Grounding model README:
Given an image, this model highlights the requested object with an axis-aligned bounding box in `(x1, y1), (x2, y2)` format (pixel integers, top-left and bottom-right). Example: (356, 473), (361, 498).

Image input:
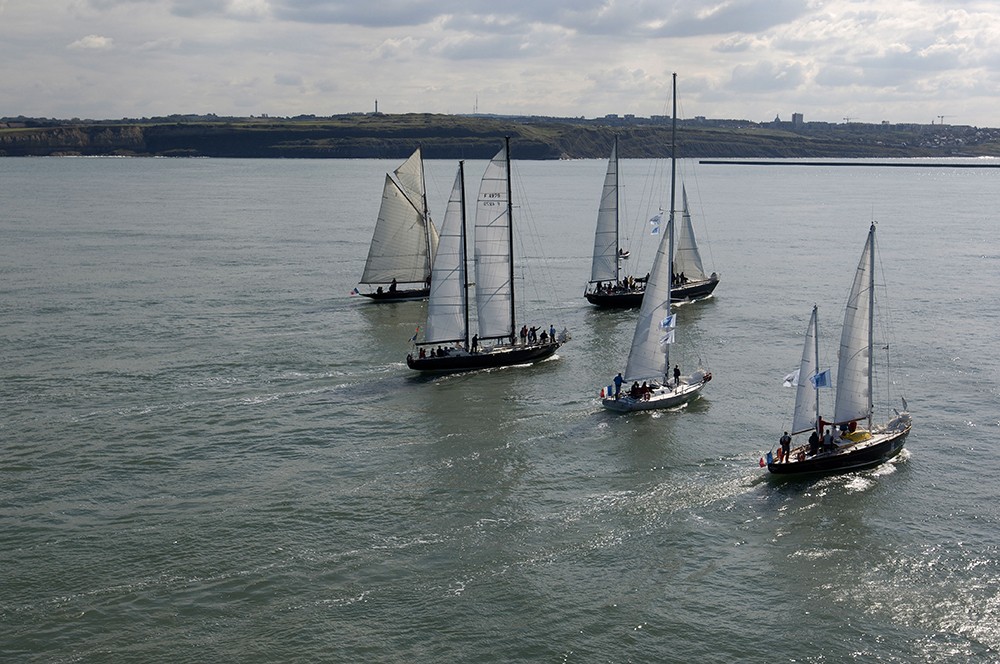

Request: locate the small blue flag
(810, 369), (832, 389)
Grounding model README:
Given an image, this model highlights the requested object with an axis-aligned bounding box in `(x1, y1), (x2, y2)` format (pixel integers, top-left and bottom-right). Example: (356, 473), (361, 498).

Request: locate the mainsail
(423, 163), (468, 345)
(474, 144), (514, 341)
(360, 148), (439, 286)
(834, 225), (875, 424)
(589, 139), (620, 284)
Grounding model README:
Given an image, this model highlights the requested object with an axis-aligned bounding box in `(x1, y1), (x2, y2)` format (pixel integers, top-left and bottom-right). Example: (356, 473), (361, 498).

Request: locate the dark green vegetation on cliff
(4, 113), (1000, 159)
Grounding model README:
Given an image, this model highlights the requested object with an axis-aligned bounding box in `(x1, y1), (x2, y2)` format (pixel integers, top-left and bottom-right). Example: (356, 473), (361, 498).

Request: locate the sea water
(1, 155), (998, 662)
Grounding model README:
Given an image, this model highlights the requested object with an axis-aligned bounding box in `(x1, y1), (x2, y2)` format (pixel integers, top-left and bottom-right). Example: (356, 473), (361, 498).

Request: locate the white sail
(398, 148), (440, 268)
(834, 225), (875, 424)
(589, 140), (619, 284)
(622, 216), (674, 382)
(360, 149), (438, 285)
(393, 148), (426, 207)
(474, 144), (514, 341)
(423, 164), (467, 344)
(674, 185), (707, 281)
(791, 305), (819, 434)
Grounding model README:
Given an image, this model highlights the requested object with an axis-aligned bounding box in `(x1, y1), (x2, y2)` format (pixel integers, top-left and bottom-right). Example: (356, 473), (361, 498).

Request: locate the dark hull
(407, 342), (560, 373)
(360, 287), (430, 302)
(672, 275), (720, 302)
(584, 290), (644, 308)
(585, 275), (719, 308)
(767, 426), (909, 477)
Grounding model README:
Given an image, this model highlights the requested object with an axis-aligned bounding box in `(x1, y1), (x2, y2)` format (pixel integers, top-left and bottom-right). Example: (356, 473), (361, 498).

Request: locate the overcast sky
(4, 0), (1000, 126)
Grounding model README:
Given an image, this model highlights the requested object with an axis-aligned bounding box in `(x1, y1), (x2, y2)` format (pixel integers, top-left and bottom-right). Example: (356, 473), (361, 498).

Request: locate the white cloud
(68, 34), (115, 50)
(0, 0), (998, 125)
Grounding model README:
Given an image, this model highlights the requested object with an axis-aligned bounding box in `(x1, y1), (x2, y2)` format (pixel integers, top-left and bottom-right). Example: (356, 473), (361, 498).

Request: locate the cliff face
(3, 116), (999, 158)
(0, 125), (146, 156)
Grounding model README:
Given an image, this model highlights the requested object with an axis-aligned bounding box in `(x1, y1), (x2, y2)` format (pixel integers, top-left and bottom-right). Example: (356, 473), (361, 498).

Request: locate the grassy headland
(3, 112), (1000, 159)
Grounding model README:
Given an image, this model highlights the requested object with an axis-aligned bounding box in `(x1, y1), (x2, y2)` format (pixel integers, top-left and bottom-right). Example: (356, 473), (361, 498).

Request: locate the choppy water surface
(1, 156), (998, 662)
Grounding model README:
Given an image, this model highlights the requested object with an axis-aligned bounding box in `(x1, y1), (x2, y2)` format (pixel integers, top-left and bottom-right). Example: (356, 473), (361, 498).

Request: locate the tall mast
(814, 304), (821, 435)
(505, 136), (516, 340)
(613, 135), (621, 283)
(867, 223), (876, 428)
(665, 73), (677, 379)
(459, 160), (470, 349)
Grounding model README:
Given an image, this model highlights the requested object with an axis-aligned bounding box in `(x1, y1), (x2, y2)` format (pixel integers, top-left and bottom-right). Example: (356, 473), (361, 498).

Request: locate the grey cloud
(268, 0), (809, 37)
(274, 72), (304, 86)
(645, 0), (811, 37)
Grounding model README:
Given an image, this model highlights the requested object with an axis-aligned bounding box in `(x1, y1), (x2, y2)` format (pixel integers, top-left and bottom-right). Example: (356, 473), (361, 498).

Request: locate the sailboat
(407, 139), (564, 373)
(601, 74), (712, 412)
(584, 135), (719, 309)
(583, 137), (645, 308)
(358, 148), (440, 301)
(766, 223), (912, 476)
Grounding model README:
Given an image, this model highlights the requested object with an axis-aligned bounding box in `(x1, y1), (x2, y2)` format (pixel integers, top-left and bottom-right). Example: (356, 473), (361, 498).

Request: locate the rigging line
(872, 229), (907, 408)
(625, 147), (669, 265)
(508, 162), (565, 324)
(676, 157), (718, 273)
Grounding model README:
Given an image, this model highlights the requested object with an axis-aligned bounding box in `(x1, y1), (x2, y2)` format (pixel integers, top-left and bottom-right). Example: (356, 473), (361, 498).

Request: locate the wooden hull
(360, 287), (430, 302)
(767, 425), (910, 477)
(407, 342), (560, 374)
(601, 379), (707, 412)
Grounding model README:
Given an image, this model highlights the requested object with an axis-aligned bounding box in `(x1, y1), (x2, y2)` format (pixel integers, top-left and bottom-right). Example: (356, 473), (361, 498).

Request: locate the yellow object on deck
(841, 430), (872, 443)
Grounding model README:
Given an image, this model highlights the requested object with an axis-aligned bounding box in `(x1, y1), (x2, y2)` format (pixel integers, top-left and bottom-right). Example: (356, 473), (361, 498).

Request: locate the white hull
(602, 380), (705, 412)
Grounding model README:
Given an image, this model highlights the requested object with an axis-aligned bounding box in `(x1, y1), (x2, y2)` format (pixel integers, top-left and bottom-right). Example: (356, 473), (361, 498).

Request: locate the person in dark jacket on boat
(808, 429), (820, 455)
(673, 364), (681, 388)
(613, 373), (623, 399)
(780, 431), (792, 462)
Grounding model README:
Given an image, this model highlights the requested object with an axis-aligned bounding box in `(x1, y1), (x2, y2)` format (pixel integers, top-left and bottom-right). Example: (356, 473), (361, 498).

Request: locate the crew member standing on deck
(780, 431), (792, 463)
